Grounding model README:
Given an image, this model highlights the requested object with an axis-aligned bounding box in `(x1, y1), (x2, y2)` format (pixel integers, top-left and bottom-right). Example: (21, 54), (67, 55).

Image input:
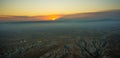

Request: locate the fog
(0, 19), (120, 58)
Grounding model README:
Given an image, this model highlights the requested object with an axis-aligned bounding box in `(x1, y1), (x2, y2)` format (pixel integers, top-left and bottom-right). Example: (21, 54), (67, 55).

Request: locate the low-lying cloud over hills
(61, 10), (120, 19)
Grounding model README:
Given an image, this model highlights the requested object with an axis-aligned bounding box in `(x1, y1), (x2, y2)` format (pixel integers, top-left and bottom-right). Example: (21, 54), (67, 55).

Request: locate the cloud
(61, 10), (120, 19)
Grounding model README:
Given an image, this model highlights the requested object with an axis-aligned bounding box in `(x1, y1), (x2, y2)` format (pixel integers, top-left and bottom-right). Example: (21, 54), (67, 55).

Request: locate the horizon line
(0, 9), (120, 17)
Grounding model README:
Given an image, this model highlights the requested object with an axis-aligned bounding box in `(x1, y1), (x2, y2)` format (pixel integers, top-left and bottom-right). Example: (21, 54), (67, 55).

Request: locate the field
(0, 20), (120, 58)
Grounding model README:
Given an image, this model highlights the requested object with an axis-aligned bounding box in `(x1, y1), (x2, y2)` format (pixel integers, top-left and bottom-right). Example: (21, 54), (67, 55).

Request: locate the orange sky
(0, 15), (63, 21)
(0, 0), (120, 21)
(1, 0), (120, 16)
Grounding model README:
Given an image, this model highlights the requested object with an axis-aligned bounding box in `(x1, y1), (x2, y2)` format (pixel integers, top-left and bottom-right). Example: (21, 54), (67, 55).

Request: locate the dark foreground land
(0, 21), (120, 58)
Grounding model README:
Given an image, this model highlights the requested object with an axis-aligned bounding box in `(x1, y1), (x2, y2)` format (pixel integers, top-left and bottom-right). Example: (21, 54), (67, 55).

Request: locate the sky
(0, 0), (120, 16)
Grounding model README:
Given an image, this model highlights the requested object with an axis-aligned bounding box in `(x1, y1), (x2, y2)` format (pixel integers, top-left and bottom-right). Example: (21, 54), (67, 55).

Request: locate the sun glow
(47, 15), (62, 21)
(51, 18), (56, 20)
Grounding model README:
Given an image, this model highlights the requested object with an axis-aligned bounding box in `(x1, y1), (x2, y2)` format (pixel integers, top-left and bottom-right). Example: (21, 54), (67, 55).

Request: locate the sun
(51, 17), (56, 20)
(47, 15), (62, 21)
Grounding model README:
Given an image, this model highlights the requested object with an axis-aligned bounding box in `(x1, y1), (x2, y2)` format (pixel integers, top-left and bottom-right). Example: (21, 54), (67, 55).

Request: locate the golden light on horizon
(51, 18), (56, 21)
(47, 15), (62, 21)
